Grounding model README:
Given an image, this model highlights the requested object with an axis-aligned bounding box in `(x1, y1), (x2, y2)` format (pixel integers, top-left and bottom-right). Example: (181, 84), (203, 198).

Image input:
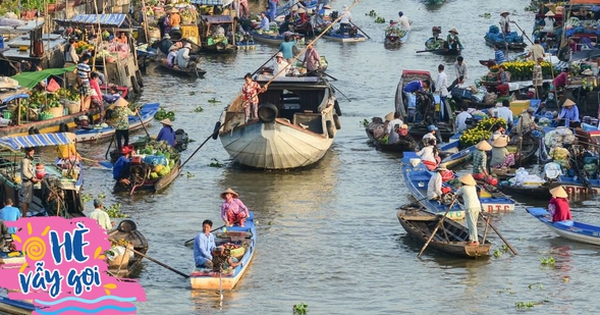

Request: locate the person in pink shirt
(548, 186), (572, 222)
(90, 72), (104, 121)
(220, 188), (249, 227)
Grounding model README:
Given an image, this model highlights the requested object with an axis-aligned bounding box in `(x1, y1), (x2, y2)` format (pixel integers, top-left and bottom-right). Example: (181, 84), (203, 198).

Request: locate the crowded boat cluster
(0, 0), (600, 311)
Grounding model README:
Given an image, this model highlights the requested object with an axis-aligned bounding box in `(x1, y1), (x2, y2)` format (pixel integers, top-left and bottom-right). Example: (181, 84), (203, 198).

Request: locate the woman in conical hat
(456, 174), (482, 245)
(472, 140), (492, 180)
(548, 186), (572, 222)
(220, 188), (250, 227)
(490, 135), (515, 169)
(156, 118), (176, 147)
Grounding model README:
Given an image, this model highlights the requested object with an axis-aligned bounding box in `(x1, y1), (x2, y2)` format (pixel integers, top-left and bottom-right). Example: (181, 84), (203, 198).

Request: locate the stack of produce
(485, 25), (524, 44)
(548, 147), (570, 172)
(544, 126), (576, 148)
(137, 140), (180, 179)
(459, 117), (506, 147)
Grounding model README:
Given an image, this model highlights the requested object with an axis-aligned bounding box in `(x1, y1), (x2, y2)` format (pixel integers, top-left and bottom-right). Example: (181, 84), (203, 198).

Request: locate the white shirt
(454, 61), (467, 80)
(496, 106), (514, 125)
(436, 71), (448, 97)
(456, 111), (472, 132)
(456, 185), (481, 210)
(416, 146), (436, 163)
(340, 11), (352, 24)
(427, 171), (443, 200)
(273, 59), (290, 78)
(398, 15), (411, 31)
(176, 47), (190, 68)
(88, 208), (112, 231)
(499, 16), (511, 33)
(386, 118), (403, 134)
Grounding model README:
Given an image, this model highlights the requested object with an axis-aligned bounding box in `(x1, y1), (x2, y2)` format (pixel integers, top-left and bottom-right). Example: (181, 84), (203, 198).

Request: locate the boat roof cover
(191, 0), (234, 6)
(0, 132), (76, 151)
(0, 88), (29, 104)
(0, 18), (44, 34)
(570, 0), (600, 4)
(11, 66), (76, 90)
(201, 15), (234, 23)
(54, 14), (133, 28)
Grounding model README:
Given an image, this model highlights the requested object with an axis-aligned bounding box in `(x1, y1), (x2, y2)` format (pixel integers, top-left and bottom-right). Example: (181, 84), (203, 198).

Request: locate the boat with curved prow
(190, 211), (256, 290)
(365, 117), (418, 153)
(218, 75), (340, 169)
(198, 15), (238, 53)
(322, 27), (366, 43)
(397, 204), (492, 258)
(107, 220), (149, 278)
(527, 207), (600, 246)
(157, 59), (207, 78)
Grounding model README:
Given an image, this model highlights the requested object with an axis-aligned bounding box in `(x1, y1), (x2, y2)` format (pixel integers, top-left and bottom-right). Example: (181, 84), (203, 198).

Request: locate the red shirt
(552, 72), (568, 89)
(549, 197), (572, 222)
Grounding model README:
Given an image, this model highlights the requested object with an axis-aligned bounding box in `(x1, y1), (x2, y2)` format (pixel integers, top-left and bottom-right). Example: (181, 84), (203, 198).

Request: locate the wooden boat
(114, 158), (181, 194)
(198, 15), (238, 53)
(157, 58), (207, 78)
(106, 220), (148, 278)
(440, 144), (474, 170)
(527, 207), (600, 246)
(322, 29), (367, 43)
(484, 26), (526, 51)
(218, 75), (340, 169)
(74, 103), (159, 143)
(364, 119), (419, 153)
(190, 212), (256, 290)
(249, 31), (301, 45)
(394, 70), (454, 141)
(236, 38), (256, 50)
(498, 182), (553, 200)
(0, 132), (85, 218)
(397, 205), (492, 258)
(384, 30), (410, 47)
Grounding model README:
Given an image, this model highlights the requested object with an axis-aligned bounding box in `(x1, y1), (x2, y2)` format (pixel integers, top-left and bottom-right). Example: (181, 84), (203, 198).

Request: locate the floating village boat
(384, 28), (410, 47)
(106, 220), (149, 278)
(157, 59), (207, 78)
(397, 204), (492, 258)
(483, 25), (526, 50)
(73, 103), (159, 143)
(218, 75), (340, 169)
(527, 207), (600, 246)
(198, 15), (238, 53)
(394, 70), (454, 141)
(189, 212), (256, 290)
(249, 31), (303, 45)
(322, 27), (367, 43)
(364, 117), (419, 153)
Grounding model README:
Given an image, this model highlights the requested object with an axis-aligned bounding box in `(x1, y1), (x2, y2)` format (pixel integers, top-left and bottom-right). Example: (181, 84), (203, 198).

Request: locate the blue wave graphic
(35, 296), (136, 306)
(36, 305), (137, 315)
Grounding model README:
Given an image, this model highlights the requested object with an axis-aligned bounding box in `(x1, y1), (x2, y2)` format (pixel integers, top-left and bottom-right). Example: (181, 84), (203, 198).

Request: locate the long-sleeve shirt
(427, 172), (443, 200)
(304, 48), (321, 71)
(65, 44), (79, 63)
(0, 205), (22, 234)
(416, 146), (437, 164)
(340, 11), (352, 24)
(456, 185), (481, 210)
(549, 197), (572, 222)
(176, 48), (190, 69)
(90, 78), (102, 101)
(88, 208), (111, 231)
(220, 198), (249, 222)
(113, 156), (130, 180)
(494, 50), (506, 64)
(553, 72), (568, 89)
(472, 149), (487, 175)
(398, 15), (411, 31)
(167, 51), (178, 67)
(273, 59), (290, 78)
(455, 111), (472, 132)
(21, 156), (35, 181)
(496, 106), (514, 126)
(533, 63), (543, 87)
(403, 80), (423, 93)
(260, 16), (270, 30)
(436, 71), (448, 97)
(454, 61), (467, 80)
(193, 232), (216, 267)
(490, 147), (509, 167)
(558, 105), (580, 125)
(156, 126), (176, 147)
(499, 16), (511, 33)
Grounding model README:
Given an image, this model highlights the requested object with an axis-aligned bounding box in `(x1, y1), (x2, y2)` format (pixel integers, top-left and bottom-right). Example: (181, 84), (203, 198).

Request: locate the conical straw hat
(459, 173), (476, 186)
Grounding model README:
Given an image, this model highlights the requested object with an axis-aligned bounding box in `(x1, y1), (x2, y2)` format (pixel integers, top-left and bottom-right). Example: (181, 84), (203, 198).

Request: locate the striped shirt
(494, 50), (506, 64)
(76, 62), (91, 82)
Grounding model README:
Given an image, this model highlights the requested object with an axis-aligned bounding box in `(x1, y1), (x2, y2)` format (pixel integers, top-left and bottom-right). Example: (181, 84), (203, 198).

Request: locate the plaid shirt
(472, 149), (487, 175)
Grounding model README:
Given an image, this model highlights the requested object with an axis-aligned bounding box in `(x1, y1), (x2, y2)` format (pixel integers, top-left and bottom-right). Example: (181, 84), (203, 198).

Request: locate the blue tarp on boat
(54, 14), (132, 28)
(190, 0), (234, 6)
(0, 132), (75, 151)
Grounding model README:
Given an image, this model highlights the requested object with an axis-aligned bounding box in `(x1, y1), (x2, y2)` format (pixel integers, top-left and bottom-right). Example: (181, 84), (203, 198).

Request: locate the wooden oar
(136, 108), (151, 139)
(480, 213), (518, 255)
(80, 156), (113, 168)
(330, 83), (351, 102)
(417, 197), (458, 258)
(350, 21), (371, 39)
(110, 240), (190, 278)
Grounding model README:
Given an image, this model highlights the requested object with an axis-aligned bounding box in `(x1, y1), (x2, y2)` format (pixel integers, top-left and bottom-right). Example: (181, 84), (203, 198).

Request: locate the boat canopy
(570, 0), (600, 4)
(54, 14), (133, 28)
(191, 0), (234, 6)
(0, 18), (44, 34)
(0, 89), (29, 104)
(0, 132), (76, 152)
(11, 66), (76, 90)
(200, 15), (234, 24)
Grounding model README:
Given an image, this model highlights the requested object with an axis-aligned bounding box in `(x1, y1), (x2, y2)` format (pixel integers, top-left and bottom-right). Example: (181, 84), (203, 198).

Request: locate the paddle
(479, 213), (518, 255)
(105, 135), (115, 160)
(512, 21), (534, 45)
(417, 196), (458, 258)
(110, 239), (190, 278)
(350, 21), (371, 39)
(499, 22), (509, 58)
(80, 156), (113, 169)
(178, 115), (235, 172)
(330, 83), (351, 102)
(135, 108), (151, 139)
(322, 72), (338, 81)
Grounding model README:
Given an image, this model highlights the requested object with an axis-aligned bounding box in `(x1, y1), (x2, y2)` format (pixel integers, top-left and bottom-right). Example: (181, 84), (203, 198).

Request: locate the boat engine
(175, 129), (189, 151)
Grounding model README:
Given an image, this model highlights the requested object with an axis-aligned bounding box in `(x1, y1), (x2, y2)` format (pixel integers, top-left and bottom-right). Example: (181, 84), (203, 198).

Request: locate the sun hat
(449, 28), (459, 34)
(475, 140), (492, 151)
(526, 107), (535, 113)
(291, 5), (298, 11)
(220, 188), (239, 199)
(169, 45), (178, 51)
(385, 112), (395, 121)
(492, 136), (509, 148)
(120, 145), (133, 155)
(550, 186), (568, 198)
(401, 124), (408, 129)
(500, 11), (510, 16)
(562, 99), (576, 107)
(428, 125), (438, 132)
(545, 11), (555, 17)
(160, 118), (173, 126)
(163, 34), (171, 39)
(170, 7), (179, 13)
(582, 69), (594, 76)
(458, 173), (477, 186)
(297, 8), (306, 14)
(275, 51), (284, 58)
(114, 98), (129, 107)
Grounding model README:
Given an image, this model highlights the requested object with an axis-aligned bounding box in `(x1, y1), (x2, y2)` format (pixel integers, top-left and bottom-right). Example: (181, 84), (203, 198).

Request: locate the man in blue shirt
(403, 79), (431, 93)
(0, 199), (21, 234)
(113, 145), (133, 185)
(260, 12), (270, 31)
(194, 219), (216, 269)
(556, 99), (580, 127)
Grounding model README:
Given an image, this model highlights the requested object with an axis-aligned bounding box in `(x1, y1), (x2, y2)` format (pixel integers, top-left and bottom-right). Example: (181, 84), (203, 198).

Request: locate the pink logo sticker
(0, 217), (146, 314)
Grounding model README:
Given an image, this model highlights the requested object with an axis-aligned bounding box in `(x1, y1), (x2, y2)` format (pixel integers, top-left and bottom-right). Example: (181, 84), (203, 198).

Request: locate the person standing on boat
(113, 98), (138, 153)
(472, 140), (492, 181)
(427, 165), (449, 200)
(397, 11), (411, 31)
(514, 107), (538, 136)
(0, 199), (21, 235)
(241, 73), (266, 123)
(453, 56), (467, 81)
(435, 64), (449, 119)
(88, 199), (114, 231)
(113, 145), (134, 185)
(220, 188), (249, 227)
(156, 118), (176, 147)
(76, 54), (92, 111)
(64, 38), (79, 66)
(533, 57), (544, 99)
(556, 99), (580, 128)
(499, 11), (514, 34)
(302, 43), (323, 77)
(339, 5), (352, 33)
(19, 147), (38, 217)
(273, 52), (290, 78)
(169, 8), (181, 31)
(268, 0), (278, 22)
(455, 174), (481, 245)
(90, 72), (104, 121)
(490, 135), (515, 169)
(446, 28), (463, 51)
(525, 39), (546, 61)
(278, 35), (296, 64)
(548, 186), (572, 223)
(194, 219), (217, 269)
(416, 139), (440, 171)
(455, 105), (472, 133)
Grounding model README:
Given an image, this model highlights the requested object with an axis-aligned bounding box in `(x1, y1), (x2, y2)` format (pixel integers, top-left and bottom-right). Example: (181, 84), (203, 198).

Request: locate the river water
(74, 0), (600, 314)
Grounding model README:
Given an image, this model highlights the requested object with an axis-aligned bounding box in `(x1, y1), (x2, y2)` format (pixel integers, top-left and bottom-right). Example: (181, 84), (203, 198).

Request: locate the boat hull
(74, 103), (159, 142)
(157, 59), (206, 77)
(113, 160), (181, 194)
(484, 37), (526, 50)
(527, 207), (600, 246)
(323, 34), (366, 43)
(365, 127), (418, 153)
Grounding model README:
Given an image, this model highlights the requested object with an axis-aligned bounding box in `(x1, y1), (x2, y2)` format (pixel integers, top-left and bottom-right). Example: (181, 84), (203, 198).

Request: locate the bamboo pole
(140, 0), (150, 44)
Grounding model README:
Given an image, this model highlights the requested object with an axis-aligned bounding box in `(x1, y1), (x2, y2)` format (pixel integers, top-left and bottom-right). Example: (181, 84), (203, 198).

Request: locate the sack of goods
(544, 127), (575, 148)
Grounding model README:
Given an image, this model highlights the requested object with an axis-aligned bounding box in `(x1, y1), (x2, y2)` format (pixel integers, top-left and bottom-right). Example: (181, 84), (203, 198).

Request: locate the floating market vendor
(19, 147), (39, 217)
(490, 135), (515, 169)
(403, 79), (431, 94)
(220, 188), (249, 227)
(427, 164), (449, 200)
(156, 118), (176, 147)
(422, 125), (439, 146)
(397, 11), (411, 31)
(416, 139), (440, 171)
(446, 28), (463, 50)
(548, 186), (572, 223)
(556, 99), (580, 128)
(193, 219), (216, 269)
(113, 145), (134, 185)
(472, 140), (492, 180)
(499, 11), (514, 34)
(455, 174), (482, 245)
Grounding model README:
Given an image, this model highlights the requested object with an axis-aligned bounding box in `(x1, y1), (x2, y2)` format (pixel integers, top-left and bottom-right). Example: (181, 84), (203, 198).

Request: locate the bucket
(35, 164), (46, 179)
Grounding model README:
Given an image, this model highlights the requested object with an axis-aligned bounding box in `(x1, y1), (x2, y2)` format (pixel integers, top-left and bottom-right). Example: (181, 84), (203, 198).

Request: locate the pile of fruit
(73, 40), (94, 54)
(154, 108), (175, 121)
(459, 117), (506, 148)
(137, 140), (180, 179)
